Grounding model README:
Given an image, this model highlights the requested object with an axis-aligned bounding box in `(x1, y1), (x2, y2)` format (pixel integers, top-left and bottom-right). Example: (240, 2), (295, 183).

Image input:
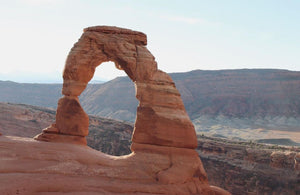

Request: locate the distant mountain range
(0, 72), (107, 84)
(1, 69), (300, 118)
(1, 69), (300, 139)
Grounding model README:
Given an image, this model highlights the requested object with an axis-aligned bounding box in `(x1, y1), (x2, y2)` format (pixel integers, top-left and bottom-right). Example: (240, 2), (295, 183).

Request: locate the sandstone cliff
(197, 136), (300, 194)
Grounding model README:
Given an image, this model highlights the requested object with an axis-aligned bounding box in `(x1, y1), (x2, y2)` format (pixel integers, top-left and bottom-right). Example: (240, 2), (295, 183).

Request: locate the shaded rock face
(197, 136), (300, 195)
(30, 26), (228, 194)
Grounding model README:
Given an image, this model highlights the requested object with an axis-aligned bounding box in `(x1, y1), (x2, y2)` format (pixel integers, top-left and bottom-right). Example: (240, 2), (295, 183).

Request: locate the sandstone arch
(30, 26), (231, 194)
(35, 26), (197, 149)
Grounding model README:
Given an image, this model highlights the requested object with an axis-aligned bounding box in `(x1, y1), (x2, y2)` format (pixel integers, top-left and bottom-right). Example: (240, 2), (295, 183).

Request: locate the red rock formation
(1, 26), (229, 194)
(35, 26), (197, 149)
(0, 135), (229, 194)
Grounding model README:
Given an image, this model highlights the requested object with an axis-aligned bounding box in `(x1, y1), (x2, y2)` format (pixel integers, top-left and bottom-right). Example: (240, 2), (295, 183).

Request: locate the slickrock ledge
(0, 136), (229, 194)
(0, 26), (229, 194)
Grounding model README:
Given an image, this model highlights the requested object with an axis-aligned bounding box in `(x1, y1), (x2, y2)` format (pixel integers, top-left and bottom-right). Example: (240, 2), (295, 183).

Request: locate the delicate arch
(35, 26), (197, 149)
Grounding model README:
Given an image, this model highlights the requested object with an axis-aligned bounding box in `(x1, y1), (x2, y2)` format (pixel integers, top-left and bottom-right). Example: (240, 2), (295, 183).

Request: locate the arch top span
(62, 26), (157, 96)
(35, 25), (198, 149)
(84, 26), (147, 45)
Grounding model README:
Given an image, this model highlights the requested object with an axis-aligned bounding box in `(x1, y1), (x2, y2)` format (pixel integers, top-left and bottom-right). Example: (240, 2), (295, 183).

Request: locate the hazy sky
(0, 0), (299, 82)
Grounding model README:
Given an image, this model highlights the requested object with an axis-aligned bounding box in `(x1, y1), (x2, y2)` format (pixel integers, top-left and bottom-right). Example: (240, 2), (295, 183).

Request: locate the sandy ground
(265, 129), (300, 143)
(197, 127), (300, 144)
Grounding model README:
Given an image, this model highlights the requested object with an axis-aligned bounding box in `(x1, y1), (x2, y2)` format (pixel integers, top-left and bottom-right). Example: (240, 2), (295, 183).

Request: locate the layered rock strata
(198, 136), (300, 195)
(30, 26), (229, 194)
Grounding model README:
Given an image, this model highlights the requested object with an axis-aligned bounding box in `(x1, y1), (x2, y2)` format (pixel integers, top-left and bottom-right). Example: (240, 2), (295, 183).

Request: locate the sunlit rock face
(0, 26), (230, 194)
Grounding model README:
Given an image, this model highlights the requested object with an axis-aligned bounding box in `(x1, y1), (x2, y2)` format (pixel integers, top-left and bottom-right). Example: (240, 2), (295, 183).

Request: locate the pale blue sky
(0, 0), (299, 82)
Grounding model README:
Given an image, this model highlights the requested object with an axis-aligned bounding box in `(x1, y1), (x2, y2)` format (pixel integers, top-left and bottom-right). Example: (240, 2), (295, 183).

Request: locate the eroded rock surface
(198, 136), (300, 195)
(0, 26), (229, 194)
(0, 136), (229, 195)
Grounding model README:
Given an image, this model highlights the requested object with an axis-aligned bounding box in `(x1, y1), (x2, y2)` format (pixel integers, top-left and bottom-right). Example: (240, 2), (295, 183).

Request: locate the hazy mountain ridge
(1, 69), (300, 119)
(174, 69), (300, 119)
(80, 69), (300, 121)
(0, 81), (62, 108)
(79, 77), (138, 122)
(1, 69), (300, 141)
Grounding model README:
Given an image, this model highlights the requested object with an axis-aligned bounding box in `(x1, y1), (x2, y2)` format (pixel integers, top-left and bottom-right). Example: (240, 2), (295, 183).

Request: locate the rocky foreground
(1, 102), (299, 194)
(1, 135), (230, 195)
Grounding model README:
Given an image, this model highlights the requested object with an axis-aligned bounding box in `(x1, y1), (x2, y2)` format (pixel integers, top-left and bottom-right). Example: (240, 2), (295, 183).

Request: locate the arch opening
(90, 61), (126, 83)
(80, 61), (137, 155)
(80, 60), (137, 122)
